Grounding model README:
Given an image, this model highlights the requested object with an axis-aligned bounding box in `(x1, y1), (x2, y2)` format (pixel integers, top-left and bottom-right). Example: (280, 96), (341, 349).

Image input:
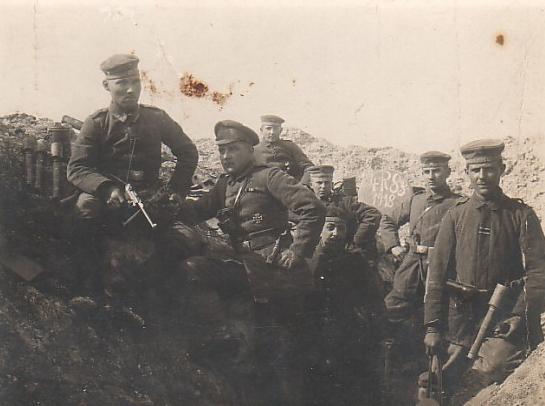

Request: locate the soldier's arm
(379, 195), (412, 252)
(424, 209), (456, 331)
(183, 179), (225, 224)
(267, 168), (326, 258)
(67, 117), (113, 195)
(512, 208), (545, 322)
(346, 199), (382, 248)
(159, 111), (199, 198)
(286, 141), (314, 170)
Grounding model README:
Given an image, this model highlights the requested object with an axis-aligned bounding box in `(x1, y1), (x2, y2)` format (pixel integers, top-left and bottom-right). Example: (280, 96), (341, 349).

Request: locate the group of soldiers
(64, 53), (545, 405)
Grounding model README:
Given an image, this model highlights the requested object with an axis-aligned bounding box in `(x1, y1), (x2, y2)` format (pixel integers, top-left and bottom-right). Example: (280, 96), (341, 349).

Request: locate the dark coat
(67, 104), (198, 197)
(253, 139), (314, 181)
(187, 163), (325, 258)
(424, 190), (545, 348)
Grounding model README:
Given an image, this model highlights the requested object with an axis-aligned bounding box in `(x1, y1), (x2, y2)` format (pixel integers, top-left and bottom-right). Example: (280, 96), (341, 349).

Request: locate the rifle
(123, 183), (157, 229)
(417, 353), (444, 406)
(446, 280), (489, 299)
(468, 283), (509, 360)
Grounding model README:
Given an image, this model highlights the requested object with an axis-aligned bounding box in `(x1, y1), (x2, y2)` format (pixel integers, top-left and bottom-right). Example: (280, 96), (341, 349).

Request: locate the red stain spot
(179, 73), (233, 108)
(179, 73), (209, 98)
(496, 34), (505, 46)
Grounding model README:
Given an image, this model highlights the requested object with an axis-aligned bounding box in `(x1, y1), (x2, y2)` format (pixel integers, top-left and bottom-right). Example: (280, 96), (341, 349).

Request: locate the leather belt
(244, 228), (282, 251)
(408, 240), (434, 255)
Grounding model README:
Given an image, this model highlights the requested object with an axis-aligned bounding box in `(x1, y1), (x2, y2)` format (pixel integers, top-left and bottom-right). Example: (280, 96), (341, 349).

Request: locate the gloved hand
(424, 328), (442, 356)
(277, 248), (305, 270)
(494, 315), (522, 339)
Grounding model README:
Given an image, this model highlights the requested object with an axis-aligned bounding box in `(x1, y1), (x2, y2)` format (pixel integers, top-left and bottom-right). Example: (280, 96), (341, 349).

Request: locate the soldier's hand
(391, 245), (406, 262)
(443, 343), (464, 369)
(277, 249), (305, 270)
(105, 186), (125, 209)
(494, 315), (522, 339)
(424, 330), (442, 356)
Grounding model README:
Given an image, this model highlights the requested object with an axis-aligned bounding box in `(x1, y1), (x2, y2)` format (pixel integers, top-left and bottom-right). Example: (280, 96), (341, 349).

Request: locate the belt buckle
(415, 245), (428, 254)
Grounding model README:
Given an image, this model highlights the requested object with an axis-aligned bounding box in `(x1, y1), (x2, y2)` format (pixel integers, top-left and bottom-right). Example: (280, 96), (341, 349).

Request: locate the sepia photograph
(1, 0), (545, 405)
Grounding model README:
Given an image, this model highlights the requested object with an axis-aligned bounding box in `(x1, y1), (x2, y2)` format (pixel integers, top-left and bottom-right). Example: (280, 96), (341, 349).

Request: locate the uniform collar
(227, 161), (256, 184)
(470, 187), (504, 210)
(426, 186), (452, 202)
(109, 103), (140, 124)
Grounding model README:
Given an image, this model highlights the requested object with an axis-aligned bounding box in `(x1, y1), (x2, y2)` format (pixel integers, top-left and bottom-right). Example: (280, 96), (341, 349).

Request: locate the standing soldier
(381, 152), (460, 324)
(253, 114), (314, 181)
(306, 164), (382, 260)
(422, 140), (545, 399)
(379, 151), (460, 399)
(180, 120), (325, 406)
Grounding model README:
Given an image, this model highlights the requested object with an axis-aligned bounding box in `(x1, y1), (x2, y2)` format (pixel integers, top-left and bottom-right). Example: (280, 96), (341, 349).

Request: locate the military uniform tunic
(425, 190), (545, 348)
(381, 187), (460, 320)
(67, 104), (198, 197)
(253, 140), (314, 181)
(188, 163), (325, 258)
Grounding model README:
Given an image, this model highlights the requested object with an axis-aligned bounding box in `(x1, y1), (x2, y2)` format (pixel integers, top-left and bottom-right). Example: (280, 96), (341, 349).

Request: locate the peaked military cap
(100, 54), (140, 80)
(307, 165), (335, 181)
(342, 177), (358, 196)
(260, 115), (285, 125)
(214, 120), (259, 146)
(420, 151), (451, 167)
(460, 139), (505, 164)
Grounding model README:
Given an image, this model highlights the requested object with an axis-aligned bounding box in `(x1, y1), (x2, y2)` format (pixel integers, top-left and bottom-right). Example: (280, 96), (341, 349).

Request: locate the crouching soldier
(306, 206), (385, 405)
(180, 120), (326, 406)
(420, 140), (545, 402)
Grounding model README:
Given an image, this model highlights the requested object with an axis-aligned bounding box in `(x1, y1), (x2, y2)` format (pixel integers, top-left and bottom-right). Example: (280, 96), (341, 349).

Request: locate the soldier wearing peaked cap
(68, 53), (198, 220)
(253, 114), (315, 181)
(180, 119), (325, 406)
(420, 139), (545, 399)
(66, 54), (199, 299)
(306, 164), (382, 260)
(378, 151), (461, 379)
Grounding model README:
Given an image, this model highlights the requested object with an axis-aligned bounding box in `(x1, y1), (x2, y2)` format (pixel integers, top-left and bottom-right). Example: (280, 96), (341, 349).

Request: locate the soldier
(422, 140), (545, 398)
(306, 206), (384, 405)
(253, 114), (314, 181)
(66, 54), (199, 300)
(381, 152), (460, 325)
(306, 165), (382, 259)
(67, 54), (198, 222)
(180, 120), (325, 405)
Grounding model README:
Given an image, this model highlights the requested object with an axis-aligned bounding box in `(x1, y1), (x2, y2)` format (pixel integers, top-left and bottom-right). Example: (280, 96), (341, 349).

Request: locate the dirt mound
(193, 127), (545, 219)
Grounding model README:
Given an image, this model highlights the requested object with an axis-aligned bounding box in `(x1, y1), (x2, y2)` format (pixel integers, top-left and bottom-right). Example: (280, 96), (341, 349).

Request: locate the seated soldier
(65, 54), (200, 308)
(306, 165), (382, 262)
(180, 119), (326, 406)
(305, 206), (385, 406)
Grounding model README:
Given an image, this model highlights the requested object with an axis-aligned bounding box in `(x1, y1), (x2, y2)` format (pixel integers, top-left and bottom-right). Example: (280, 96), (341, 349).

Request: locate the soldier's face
(422, 165), (450, 192)
(320, 219), (347, 250)
(466, 162), (505, 199)
(311, 179), (332, 199)
(103, 76), (141, 111)
(260, 124), (282, 143)
(219, 141), (254, 175)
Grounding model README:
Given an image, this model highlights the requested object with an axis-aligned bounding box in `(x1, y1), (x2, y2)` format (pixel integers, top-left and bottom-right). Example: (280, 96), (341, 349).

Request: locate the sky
(1, 0), (545, 153)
